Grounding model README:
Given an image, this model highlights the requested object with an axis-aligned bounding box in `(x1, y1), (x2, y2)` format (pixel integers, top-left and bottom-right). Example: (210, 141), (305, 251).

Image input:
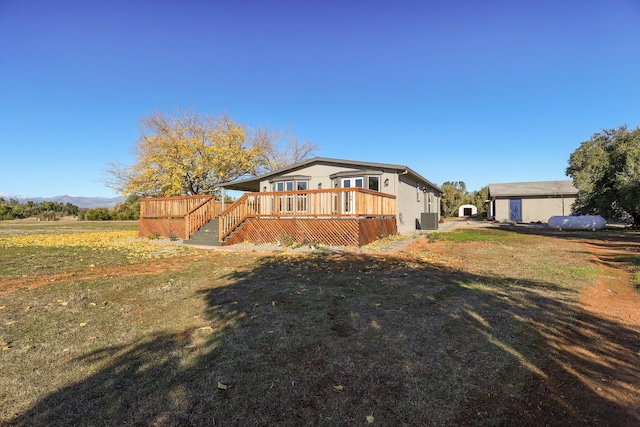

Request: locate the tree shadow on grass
(6, 249), (640, 426)
(498, 225), (640, 253)
(498, 225), (640, 292)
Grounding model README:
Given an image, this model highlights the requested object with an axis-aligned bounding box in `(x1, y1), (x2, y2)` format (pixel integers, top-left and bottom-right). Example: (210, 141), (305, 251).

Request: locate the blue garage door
(509, 199), (522, 222)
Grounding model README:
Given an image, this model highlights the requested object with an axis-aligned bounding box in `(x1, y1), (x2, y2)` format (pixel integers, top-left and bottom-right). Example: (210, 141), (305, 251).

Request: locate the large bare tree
(251, 125), (319, 174)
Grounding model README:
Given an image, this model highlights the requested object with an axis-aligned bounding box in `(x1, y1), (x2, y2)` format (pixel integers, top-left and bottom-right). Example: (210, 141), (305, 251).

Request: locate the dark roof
(219, 157), (443, 193)
(488, 180), (578, 198)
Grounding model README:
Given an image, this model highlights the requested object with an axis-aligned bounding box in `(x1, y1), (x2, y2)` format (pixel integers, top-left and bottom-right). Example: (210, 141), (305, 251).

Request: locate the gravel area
(195, 218), (499, 254)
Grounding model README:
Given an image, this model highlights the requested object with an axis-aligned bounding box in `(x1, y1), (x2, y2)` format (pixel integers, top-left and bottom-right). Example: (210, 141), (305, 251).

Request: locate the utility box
(420, 212), (439, 230)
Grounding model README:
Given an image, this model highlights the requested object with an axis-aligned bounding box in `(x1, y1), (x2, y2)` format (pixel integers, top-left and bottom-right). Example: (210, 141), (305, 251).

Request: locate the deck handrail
(140, 195), (224, 239)
(217, 193), (258, 242)
(218, 188), (396, 242)
(185, 196), (225, 239)
(140, 195), (214, 218)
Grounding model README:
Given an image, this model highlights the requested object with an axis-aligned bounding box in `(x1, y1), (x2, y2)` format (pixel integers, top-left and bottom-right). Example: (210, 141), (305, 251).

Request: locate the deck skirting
(139, 218), (188, 240)
(223, 217), (397, 247)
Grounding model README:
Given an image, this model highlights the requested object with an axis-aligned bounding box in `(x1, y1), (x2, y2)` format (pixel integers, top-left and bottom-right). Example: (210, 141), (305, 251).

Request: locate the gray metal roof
(220, 157), (443, 193)
(488, 180), (578, 198)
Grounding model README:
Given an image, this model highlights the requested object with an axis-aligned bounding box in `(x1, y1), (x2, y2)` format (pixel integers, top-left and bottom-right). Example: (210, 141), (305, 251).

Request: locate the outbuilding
(458, 204), (477, 217)
(487, 180), (578, 223)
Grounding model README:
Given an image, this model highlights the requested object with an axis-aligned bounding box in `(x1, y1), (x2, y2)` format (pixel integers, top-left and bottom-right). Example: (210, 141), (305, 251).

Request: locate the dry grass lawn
(1, 221), (639, 426)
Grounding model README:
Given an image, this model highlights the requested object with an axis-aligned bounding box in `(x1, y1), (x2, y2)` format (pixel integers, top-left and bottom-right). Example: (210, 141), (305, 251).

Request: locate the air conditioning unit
(420, 212), (439, 230)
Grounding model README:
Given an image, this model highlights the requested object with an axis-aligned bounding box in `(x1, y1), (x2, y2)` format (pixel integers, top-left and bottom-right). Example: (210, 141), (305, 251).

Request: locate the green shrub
(84, 208), (113, 221)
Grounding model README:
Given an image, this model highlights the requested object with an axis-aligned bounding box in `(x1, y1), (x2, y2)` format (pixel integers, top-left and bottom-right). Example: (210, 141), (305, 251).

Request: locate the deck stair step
(222, 218), (248, 243)
(184, 218), (221, 246)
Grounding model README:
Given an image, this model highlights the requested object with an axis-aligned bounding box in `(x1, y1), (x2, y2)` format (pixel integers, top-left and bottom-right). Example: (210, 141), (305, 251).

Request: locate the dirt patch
(0, 258), (193, 295)
(580, 238), (640, 327)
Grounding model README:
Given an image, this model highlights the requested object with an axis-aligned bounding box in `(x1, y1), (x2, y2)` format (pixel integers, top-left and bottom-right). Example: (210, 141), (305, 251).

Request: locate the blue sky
(1, 0), (639, 198)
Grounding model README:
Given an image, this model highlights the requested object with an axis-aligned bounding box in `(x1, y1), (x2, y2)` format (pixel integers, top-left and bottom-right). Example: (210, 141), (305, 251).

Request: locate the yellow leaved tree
(106, 109), (267, 197)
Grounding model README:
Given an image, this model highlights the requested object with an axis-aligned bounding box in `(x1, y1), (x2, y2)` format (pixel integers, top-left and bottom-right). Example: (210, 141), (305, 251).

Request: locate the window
(273, 180), (309, 213)
(368, 176), (380, 191)
(342, 177), (363, 188)
(276, 181), (293, 213)
(274, 179), (308, 192)
(275, 181), (296, 191)
(341, 178), (363, 214)
(296, 181), (308, 211)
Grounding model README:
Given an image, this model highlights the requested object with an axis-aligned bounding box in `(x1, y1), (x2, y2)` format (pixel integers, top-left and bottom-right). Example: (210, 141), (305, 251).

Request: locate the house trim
(269, 175), (312, 183)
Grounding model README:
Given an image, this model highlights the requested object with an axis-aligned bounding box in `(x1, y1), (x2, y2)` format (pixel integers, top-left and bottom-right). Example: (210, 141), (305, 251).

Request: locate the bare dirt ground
(563, 236), (640, 424)
(581, 237), (640, 328)
(0, 257), (192, 295)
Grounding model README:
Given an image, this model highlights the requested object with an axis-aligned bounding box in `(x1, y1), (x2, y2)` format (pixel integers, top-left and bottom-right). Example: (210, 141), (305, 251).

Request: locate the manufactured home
(139, 157), (442, 246)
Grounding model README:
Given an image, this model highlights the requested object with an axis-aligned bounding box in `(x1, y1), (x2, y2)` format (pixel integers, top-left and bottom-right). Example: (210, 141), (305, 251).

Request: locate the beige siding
(253, 162), (440, 233)
(259, 164), (397, 196)
(493, 199), (510, 222)
(396, 175), (440, 232)
(494, 197), (576, 223)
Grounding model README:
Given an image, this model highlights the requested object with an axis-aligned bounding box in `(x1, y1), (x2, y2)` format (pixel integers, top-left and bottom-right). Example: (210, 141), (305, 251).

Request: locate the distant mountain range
(0, 193), (125, 209)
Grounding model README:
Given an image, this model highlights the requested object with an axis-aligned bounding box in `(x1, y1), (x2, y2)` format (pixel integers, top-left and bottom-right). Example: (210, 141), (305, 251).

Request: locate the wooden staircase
(183, 218), (221, 246)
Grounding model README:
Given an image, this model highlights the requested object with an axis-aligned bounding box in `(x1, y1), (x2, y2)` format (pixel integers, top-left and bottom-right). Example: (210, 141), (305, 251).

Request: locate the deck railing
(140, 189), (396, 242)
(185, 198), (223, 238)
(218, 188), (396, 242)
(140, 195), (213, 218)
(139, 195), (224, 239)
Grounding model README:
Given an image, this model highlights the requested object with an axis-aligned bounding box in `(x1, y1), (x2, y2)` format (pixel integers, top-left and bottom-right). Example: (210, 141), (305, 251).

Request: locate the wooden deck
(139, 189), (397, 246)
(139, 195), (224, 240)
